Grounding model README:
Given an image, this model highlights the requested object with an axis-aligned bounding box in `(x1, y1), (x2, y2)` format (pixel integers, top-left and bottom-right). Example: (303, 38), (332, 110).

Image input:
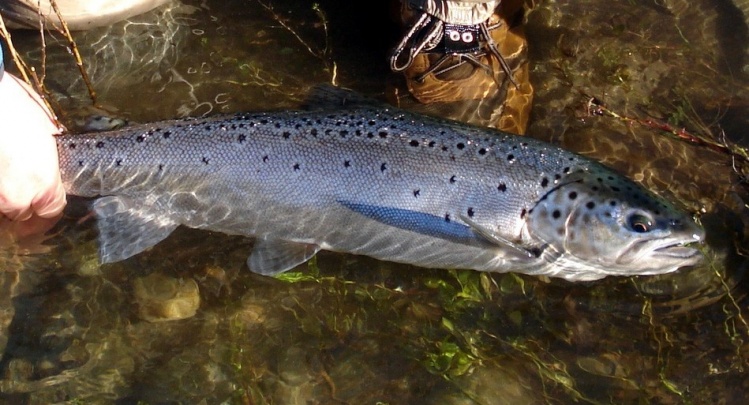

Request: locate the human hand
(0, 72), (66, 221)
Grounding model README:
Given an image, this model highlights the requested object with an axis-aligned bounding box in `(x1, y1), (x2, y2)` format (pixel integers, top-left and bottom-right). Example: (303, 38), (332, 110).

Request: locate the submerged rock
(133, 273), (200, 322)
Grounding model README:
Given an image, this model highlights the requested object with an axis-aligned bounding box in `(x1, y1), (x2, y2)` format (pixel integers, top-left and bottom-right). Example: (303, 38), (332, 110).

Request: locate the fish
(55, 86), (704, 282)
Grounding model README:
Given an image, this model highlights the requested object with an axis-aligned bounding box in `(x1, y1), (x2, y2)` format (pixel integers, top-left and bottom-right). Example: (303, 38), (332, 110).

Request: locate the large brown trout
(56, 88), (704, 281)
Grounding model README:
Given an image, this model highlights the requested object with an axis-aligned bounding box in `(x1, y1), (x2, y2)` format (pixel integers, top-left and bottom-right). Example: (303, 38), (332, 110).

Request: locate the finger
(32, 181), (67, 218)
(0, 203), (33, 222)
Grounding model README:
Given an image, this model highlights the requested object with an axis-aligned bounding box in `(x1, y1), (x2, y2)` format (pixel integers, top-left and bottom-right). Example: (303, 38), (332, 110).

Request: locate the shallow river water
(2, 0), (749, 403)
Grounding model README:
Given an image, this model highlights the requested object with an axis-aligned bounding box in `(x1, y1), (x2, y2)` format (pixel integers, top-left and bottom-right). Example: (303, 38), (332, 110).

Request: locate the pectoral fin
(247, 239), (321, 276)
(458, 214), (538, 259)
(93, 196), (178, 264)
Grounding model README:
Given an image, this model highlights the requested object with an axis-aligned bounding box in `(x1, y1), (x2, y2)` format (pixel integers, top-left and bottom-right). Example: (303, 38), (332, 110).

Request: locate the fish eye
(627, 213), (653, 233)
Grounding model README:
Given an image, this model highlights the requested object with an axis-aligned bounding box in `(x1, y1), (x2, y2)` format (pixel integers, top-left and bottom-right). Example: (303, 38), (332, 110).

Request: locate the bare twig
(49, 0), (97, 104)
(0, 15), (32, 84)
(256, 0), (337, 85)
(584, 95), (749, 167)
(37, 2), (47, 84)
(0, 13), (60, 125)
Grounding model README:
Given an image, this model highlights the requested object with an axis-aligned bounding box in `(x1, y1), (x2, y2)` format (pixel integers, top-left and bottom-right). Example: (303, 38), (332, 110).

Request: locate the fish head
(523, 169), (704, 281)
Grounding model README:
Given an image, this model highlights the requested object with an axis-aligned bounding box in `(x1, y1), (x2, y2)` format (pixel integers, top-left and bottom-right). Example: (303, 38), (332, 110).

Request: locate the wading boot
(388, 0), (533, 134)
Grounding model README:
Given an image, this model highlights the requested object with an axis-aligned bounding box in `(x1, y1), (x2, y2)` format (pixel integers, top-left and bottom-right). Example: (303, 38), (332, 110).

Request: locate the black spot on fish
(413, 189), (420, 197)
(457, 142), (465, 150)
(136, 135), (145, 143)
(597, 177), (603, 183)
(367, 132), (375, 138)
(381, 163), (387, 172)
(294, 124), (302, 130)
(521, 142), (528, 147)
(310, 129), (318, 136)
(379, 131), (388, 138)
(344, 160), (351, 168)
(204, 125), (212, 131)
(611, 186), (620, 192)
(498, 183), (507, 192)
(274, 122), (281, 129)
(568, 191), (577, 200)
(239, 123), (246, 129)
(282, 131), (291, 139)
(96, 141), (105, 148)
(325, 129), (332, 135)
(158, 164), (164, 171)
(441, 146), (448, 152)
(541, 177), (549, 187)
(609, 201), (617, 206)
(554, 174), (561, 180)
(116, 159), (122, 166)
(78, 160), (84, 167)
(409, 140), (419, 147)
(428, 141), (436, 147)
(552, 210), (561, 219)
(449, 175), (456, 184)
(592, 186), (599, 191)
(467, 207), (475, 217)
(586, 201), (596, 209)
(238, 134), (246, 143)
(340, 130), (349, 137)
(444, 213), (451, 222)
(163, 131), (171, 139)
(368, 120), (376, 126)
(563, 167), (570, 174)
(478, 148), (487, 155)
(68, 143), (76, 149)
(521, 208), (527, 218)
(293, 163), (300, 171)
(202, 157), (210, 164)
(507, 154), (515, 162)
(260, 119), (268, 125)
(355, 129), (362, 136)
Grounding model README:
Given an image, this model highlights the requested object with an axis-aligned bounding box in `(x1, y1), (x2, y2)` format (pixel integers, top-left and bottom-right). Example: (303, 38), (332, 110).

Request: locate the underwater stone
(133, 273), (200, 322)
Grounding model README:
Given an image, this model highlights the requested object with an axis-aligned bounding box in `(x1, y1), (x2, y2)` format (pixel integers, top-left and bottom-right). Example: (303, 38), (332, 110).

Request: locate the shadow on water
(1, 0), (749, 403)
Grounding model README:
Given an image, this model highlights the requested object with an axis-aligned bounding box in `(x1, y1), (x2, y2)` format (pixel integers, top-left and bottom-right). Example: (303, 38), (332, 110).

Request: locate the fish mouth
(652, 241), (703, 261)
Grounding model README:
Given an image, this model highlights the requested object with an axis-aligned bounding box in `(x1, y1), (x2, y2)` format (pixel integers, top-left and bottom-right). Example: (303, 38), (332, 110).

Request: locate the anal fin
(247, 239), (321, 276)
(93, 196), (178, 264)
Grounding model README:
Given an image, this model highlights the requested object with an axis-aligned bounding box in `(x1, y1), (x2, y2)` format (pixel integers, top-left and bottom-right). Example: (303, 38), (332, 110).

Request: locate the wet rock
(426, 362), (539, 405)
(133, 273), (200, 322)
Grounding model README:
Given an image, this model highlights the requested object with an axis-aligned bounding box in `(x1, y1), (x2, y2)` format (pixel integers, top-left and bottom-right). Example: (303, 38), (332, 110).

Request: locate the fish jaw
(612, 225), (704, 273)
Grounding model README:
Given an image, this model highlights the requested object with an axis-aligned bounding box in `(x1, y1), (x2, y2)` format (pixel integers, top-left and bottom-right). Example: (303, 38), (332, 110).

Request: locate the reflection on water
(2, 0), (749, 403)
